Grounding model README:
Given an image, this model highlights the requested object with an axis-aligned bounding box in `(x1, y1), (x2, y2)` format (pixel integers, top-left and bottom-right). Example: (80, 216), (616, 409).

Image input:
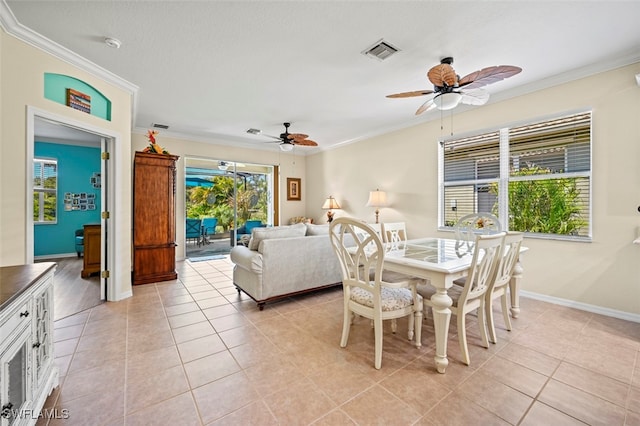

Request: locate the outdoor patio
(185, 233), (232, 261)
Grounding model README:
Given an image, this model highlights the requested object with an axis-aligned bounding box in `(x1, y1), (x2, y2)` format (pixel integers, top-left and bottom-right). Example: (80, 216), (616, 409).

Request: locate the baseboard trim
(35, 253), (78, 260)
(521, 290), (640, 323)
(115, 290), (133, 301)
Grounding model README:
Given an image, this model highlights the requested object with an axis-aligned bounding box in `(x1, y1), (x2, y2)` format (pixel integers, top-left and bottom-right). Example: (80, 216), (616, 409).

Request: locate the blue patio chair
(236, 220), (265, 240)
(201, 217), (218, 244)
(186, 218), (202, 246)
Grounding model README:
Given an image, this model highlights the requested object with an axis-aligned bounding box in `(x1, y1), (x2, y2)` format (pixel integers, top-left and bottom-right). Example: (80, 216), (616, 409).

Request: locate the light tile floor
(42, 257), (640, 425)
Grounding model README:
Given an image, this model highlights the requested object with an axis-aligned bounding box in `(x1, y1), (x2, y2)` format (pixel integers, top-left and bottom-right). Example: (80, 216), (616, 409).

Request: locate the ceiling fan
(386, 57), (522, 115)
(246, 122), (318, 151)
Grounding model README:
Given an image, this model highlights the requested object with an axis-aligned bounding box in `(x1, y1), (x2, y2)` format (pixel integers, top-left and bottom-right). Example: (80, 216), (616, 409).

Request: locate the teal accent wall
(34, 142), (101, 257)
(44, 73), (112, 121)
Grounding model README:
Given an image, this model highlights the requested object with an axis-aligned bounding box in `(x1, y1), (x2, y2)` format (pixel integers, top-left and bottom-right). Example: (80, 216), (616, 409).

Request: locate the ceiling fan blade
(427, 63), (458, 87)
(259, 133), (283, 141)
(288, 133), (309, 140)
(459, 88), (490, 106)
(415, 98), (437, 115)
(293, 139), (318, 147)
(458, 65), (522, 90)
(386, 89), (434, 98)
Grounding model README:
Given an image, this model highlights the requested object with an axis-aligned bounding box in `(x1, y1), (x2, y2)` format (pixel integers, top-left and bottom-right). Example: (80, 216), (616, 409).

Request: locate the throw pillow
(239, 234), (251, 247)
(289, 216), (314, 225)
(305, 223), (330, 236)
(248, 222), (307, 251)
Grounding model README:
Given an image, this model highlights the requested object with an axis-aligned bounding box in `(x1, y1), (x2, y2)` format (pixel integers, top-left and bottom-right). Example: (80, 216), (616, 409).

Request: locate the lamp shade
(366, 190), (388, 207)
(280, 143), (294, 152)
(322, 196), (341, 210)
(433, 92), (462, 110)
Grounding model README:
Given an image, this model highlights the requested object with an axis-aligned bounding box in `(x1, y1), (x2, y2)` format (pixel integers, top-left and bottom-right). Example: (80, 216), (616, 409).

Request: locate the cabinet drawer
(1, 302), (31, 342)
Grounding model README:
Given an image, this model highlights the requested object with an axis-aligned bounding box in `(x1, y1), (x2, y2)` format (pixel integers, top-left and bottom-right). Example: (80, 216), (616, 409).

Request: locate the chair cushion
(350, 286), (416, 311)
(248, 222), (306, 251)
(417, 283), (463, 307)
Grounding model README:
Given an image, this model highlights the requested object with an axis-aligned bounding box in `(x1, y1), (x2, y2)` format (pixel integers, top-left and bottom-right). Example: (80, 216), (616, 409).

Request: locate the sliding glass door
(185, 157), (275, 255)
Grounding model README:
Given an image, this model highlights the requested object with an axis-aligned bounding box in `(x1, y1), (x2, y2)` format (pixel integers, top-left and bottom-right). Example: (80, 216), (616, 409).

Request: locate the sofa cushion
(305, 223), (330, 236)
(248, 222), (307, 251)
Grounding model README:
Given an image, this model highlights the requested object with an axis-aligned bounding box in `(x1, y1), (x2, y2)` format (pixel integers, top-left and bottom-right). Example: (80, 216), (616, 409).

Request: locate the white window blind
(441, 112), (591, 240)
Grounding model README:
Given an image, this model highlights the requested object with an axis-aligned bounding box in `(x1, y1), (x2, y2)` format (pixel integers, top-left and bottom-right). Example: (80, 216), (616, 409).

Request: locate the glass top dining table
(381, 237), (528, 373)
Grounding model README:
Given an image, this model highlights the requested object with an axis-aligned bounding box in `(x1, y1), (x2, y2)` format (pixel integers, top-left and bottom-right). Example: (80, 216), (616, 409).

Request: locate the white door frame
(26, 106), (120, 301)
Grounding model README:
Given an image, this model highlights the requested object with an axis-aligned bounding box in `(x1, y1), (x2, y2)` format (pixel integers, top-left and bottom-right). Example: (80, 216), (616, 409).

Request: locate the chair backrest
(186, 218), (202, 237)
(381, 222), (407, 246)
(202, 217), (218, 235)
(454, 213), (502, 244)
(329, 217), (385, 289)
(489, 231), (523, 292)
(459, 232), (505, 302)
(353, 222), (382, 252)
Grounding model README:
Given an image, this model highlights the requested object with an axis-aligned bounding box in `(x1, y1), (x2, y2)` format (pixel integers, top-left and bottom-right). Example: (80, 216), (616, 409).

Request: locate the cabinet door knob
(20, 311), (29, 317)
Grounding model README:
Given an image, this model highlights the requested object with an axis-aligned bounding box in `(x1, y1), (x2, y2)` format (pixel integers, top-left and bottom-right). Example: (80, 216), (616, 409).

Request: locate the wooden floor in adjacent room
(37, 256), (103, 321)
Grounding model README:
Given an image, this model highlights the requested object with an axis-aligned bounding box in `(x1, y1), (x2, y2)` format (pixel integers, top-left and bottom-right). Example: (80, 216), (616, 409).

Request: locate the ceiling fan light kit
(279, 143), (294, 152)
(433, 92), (462, 110)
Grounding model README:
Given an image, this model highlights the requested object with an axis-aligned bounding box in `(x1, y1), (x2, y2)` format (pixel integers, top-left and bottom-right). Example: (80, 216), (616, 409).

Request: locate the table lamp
(366, 189), (388, 224)
(322, 196), (341, 223)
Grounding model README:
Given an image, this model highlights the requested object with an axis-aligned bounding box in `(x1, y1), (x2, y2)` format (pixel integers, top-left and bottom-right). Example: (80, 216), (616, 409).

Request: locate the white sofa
(230, 222), (343, 309)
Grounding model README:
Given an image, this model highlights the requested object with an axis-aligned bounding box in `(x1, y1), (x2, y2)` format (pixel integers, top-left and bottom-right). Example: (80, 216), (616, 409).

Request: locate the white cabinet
(0, 324), (32, 425)
(0, 264), (58, 426)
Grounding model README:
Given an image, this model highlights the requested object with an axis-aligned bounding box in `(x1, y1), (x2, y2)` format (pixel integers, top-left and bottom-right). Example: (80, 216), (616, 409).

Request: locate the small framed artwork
(287, 178), (301, 201)
(66, 88), (91, 114)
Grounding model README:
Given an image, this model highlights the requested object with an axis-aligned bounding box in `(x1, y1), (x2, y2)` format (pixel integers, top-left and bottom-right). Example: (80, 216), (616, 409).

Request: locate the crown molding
(132, 126), (314, 156)
(0, 0), (138, 95)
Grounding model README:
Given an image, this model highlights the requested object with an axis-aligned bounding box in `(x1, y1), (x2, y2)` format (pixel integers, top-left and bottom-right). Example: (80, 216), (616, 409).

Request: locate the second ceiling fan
(387, 57), (522, 115)
(247, 122), (318, 151)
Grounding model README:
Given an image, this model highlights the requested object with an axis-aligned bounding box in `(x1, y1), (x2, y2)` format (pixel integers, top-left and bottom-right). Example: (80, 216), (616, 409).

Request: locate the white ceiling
(6, 1), (640, 152)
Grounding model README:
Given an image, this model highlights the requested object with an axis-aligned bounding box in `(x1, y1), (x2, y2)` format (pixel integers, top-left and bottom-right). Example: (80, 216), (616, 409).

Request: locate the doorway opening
(27, 108), (118, 319)
(184, 157), (277, 261)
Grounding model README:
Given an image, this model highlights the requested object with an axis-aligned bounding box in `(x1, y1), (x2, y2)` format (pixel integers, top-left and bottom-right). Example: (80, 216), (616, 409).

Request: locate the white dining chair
(417, 232), (505, 365)
(485, 231), (523, 343)
(381, 222), (407, 247)
(454, 212), (502, 242)
(329, 217), (423, 369)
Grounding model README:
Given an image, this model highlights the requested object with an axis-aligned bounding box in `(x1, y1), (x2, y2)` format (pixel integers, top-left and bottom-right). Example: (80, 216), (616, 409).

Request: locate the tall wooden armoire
(132, 151), (180, 285)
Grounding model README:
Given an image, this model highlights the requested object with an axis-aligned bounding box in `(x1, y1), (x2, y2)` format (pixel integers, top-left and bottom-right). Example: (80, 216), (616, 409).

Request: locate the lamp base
(326, 210), (334, 223)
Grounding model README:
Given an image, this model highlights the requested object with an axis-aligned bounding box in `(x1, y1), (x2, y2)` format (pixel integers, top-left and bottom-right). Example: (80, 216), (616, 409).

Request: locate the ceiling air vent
(362, 39), (400, 61)
(152, 123), (169, 130)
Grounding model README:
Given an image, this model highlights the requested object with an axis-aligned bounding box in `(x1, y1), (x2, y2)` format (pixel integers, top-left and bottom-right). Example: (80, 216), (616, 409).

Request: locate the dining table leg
(431, 289), (453, 374)
(509, 257), (524, 318)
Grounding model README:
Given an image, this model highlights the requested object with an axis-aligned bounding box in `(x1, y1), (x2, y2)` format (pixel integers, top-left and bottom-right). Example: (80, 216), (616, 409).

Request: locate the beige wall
(2, 22), (639, 316)
(131, 133), (307, 260)
(0, 31), (133, 299)
(307, 63), (640, 317)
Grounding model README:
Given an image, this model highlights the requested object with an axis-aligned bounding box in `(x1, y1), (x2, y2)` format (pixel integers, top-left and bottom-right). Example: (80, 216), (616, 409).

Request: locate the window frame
(33, 158), (58, 225)
(439, 111), (592, 242)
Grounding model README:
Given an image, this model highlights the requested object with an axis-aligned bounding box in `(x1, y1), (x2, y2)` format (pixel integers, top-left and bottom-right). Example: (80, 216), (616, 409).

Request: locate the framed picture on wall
(287, 178), (301, 201)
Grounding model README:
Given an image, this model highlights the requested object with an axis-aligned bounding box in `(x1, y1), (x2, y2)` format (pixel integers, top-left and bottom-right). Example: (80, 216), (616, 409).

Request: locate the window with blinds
(34, 158), (57, 224)
(441, 111), (591, 240)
